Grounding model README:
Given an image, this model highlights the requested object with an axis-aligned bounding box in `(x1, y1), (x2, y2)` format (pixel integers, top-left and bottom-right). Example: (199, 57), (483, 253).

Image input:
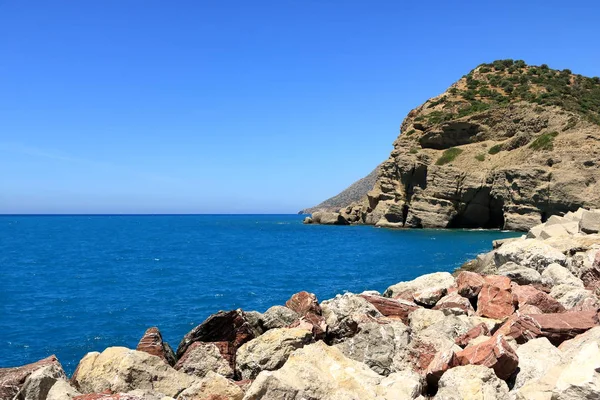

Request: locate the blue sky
(1, 1), (599, 213)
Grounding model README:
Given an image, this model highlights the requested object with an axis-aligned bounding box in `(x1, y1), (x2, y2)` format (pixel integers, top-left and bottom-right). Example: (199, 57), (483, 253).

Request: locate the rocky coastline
(3, 208), (600, 400)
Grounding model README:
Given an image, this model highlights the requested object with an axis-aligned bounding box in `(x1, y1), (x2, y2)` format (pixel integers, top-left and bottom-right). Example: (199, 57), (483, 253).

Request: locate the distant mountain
(299, 165), (380, 214)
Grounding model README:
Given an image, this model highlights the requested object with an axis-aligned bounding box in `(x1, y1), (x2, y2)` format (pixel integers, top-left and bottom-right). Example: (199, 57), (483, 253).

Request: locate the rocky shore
(3, 208), (600, 400)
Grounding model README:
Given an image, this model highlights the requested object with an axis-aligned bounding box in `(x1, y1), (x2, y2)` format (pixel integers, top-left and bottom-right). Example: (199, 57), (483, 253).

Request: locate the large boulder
(176, 310), (258, 368)
(435, 365), (509, 400)
(235, 328), (313, 380)
(527, 310), (600, 345)
(174, 342), (234, 379)
(454, 335), (519, 380)
(549, 284), (593, 309)
(285, 291), (322, 317)
(476, 275), (515, 320)
(14, 363), (68, 400)
(0, 355), (63, 400)
(383, 272), (455, 306)
(46, 379), (81, 400)
(541, 264), (584, 288)
(242, 341), (421, 400)
(433, 292), (475, 316)
(334, 319), (410, 376)
(321, 293), (382, 342)
(310, 211), (348, 225)
(580, 209), (600, 234)
(456, 271), (485, 299)
(176, 372), (243, 400)
(512, 284), (566, 314)
(259, 306), (299, 330)
(359, 294), (418, 324)
(513, 337), (563, 390)
(497, 262), (542, 286)
(552, 342), (600, 400)
(494, 239), (567, 271)
(71, 347), (198, 397)
(136, 327), (176, 366)
(409, 308), (446, 335)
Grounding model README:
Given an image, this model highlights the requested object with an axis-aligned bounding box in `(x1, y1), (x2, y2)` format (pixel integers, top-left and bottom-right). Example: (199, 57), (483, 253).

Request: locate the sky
(1, 1), (599, 214)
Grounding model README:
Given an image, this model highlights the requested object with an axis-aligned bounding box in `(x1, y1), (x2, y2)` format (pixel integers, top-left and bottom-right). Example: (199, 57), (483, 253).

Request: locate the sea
(0, 214), (520, 374)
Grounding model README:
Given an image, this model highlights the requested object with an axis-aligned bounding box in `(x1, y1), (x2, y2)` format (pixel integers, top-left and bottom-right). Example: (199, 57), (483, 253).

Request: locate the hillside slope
(300, 165), (380, 214)
(310, 60), (600, 230)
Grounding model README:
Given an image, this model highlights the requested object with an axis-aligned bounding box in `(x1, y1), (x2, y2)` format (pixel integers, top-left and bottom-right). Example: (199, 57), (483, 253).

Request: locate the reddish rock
(136, 327), (176, 366)
(455, 323), (491, 347)
(407, 339), (439, 374)
(476, 275), (515, 320)
(359, 294), (418, 324)
(433, 292), (475, 316)
(527, 310), (600, 345)
(426, 348), (459, 385)
(0, 355), (61, 400)
(176, 310), (258, 368)
(455, 335), (519, 380)
(285, 291), (322, 316)
(494, 314), (542, 344)
(518, 304), (543, 314)
(512, 284), (565, 314)
(288, 313), (327, 340)
(456, 271), (485, 299)
(234, 379), (253, 392)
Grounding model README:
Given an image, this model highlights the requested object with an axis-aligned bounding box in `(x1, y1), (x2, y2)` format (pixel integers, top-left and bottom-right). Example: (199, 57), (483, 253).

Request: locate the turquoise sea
(0, 215), (519, 373)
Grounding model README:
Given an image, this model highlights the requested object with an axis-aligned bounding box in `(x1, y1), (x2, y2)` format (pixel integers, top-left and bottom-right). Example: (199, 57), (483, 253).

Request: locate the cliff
(307, 60), (600, 230)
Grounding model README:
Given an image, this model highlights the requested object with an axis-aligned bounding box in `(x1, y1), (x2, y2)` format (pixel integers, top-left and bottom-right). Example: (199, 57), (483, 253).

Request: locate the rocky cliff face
(308, 60), (600, 230)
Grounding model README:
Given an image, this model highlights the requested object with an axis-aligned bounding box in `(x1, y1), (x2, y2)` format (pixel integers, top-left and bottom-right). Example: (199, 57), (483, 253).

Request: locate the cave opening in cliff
(447, 195), (505, 229)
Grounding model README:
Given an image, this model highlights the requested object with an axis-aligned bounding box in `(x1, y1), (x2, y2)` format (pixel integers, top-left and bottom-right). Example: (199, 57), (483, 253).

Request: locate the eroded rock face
(136, 327), (176, 366)
(235, 328), (313, 380)
(71, 347), (198, 397)
(0, 355), (62, 400)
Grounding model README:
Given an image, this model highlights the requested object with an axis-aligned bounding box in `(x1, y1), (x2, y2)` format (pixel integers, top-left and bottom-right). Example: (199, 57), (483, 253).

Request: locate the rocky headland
(304, 60), (600, 231)
(3, 208), (600, 399)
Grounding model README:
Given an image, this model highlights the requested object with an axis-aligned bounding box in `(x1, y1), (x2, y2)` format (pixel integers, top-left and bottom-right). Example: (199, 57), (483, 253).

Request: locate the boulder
(454, 323), (490, 347)
(287, 313), (327, 341)
(494, 314), (542, 344)
(435, 365), (509, 399)
(259, 306), (299, 330)
(476, 275), (515, 320)
(71, 347), (199, 397)
(321, 293), (382, 342)
(552, 341), (600, 400)
(558, 326), (600, 360)
(377, 370), (424, 400)
(310, 211), (348, 225)
(455, 335), (519, 380)
(527, 310), (600, 345)
(334, 319), (410, 376)
(572, 296), (600, 311)
(176, 310), (258, 368)
(242, 341), (414, 400)
(580, 209), (600, 234)
(46, 379), (81, 400)
(235, 328), (313, 380)
(409, 308), (446, 335)
(136, 327), (176, 366)
(285, 291), (322, 317)
(433, 292), (475, 316)
(497, 262), (542, 286)
(425, 348), (459, 386)
(359, 294), (418, 324)
(538, 223), (573, 240)
(176, 372), (243, 400)
(518, 304), (543, 314)
(549, 284), (594, 309)
(174, 342), (234, 379)
(494, 239), (567, 272)
(417, 315), (475, 344)
(513, 337), (563, 390)
(456, 271), (485, 299)
(512, 284), (566, 313)
(0, 355), (62, 400)
(541, 264), (584, 288)
(15, 364), (68, 400)
(383, 272), (455, 305)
